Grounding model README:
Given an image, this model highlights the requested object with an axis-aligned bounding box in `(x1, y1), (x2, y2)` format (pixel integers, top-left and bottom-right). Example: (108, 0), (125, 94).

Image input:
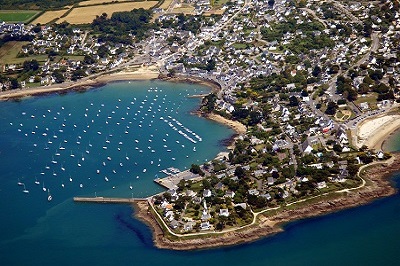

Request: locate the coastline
(0, 70), (222, 102)
(0, 67), (160, 101)
(205, 113), (247, 135)
(356, 114), (400, 151)
(133, 153), (399, 251)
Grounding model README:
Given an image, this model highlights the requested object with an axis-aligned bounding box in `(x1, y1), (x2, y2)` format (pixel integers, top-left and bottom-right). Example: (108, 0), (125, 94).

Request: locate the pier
(73, 197), (147, 204)
(187, 93), (210, 98)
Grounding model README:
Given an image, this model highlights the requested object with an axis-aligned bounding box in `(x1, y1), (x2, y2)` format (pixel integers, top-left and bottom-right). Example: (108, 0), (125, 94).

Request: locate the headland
(133, 153), (399, 250)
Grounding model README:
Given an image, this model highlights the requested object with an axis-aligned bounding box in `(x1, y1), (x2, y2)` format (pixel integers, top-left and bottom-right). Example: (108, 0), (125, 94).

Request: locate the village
(1, 0), (400, 233)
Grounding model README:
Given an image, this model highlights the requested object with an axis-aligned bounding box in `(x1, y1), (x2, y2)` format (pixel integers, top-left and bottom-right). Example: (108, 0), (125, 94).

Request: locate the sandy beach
(357, 115), (400, 150)
(206, 113), (247, 135)
(134, 153), (399, 250)
(0, 66), (160, 101)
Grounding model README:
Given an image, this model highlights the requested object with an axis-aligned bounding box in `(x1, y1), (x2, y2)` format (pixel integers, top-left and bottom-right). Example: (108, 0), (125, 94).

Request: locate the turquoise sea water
(1, 81), (400, 265)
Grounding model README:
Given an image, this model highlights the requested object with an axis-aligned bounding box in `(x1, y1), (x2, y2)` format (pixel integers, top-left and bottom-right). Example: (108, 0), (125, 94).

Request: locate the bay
(1, 80), (399, 265)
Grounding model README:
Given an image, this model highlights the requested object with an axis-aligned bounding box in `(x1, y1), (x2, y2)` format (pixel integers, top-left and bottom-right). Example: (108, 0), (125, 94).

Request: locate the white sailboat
(47, 189), (52, 201)
(22, 183), (29, 194)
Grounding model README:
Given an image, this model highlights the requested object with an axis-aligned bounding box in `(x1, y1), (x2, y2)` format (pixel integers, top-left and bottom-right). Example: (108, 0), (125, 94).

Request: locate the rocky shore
(133, 153), (399, 251)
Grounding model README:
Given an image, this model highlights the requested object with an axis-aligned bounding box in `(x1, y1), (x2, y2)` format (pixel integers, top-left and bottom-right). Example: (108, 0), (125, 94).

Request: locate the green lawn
(0, 41), (48, 65)
(211, 0), (230, 7)
(0, 10), (41, 23)
(354, 93), (378, 110)
(232, 43), (248, 49)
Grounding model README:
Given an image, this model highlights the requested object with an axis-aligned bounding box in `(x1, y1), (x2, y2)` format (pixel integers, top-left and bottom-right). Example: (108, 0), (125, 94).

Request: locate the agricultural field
(0, 41), (48, 66)
(0, 10), (41, 23)
(78, 0), (132, 6)
(32, 9), (69, 24)
(57, 1), (158, 24)
(171, 6), (195, 15)
(159, 0), (173, 10)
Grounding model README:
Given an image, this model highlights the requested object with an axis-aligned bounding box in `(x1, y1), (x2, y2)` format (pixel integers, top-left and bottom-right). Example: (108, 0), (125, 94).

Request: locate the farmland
(159, 0), (173, 10)
(0, 10), (41, 23)
(57, 1), (158, 24)
(78, 0), (133, 6)
(31, 9), (69, 24)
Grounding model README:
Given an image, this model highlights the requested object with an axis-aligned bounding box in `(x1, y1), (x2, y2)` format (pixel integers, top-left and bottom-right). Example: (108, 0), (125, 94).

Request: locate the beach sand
(206, 113), (247, 135)
(0, 67), (160, 101)
(357, 115), (400, 151)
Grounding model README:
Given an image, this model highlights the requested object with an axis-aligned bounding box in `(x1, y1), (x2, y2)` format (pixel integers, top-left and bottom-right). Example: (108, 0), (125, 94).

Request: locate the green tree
(23, 59), (39, 72)
(190, 164), (204, 176)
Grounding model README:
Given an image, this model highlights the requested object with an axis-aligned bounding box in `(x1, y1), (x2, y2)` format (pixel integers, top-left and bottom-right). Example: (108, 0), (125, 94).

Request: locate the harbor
(154, 168), (204, 190)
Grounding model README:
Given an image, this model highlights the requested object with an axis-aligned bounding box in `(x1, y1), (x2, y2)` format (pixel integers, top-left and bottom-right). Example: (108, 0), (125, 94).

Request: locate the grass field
(211, 0), (229, 7)
(58, 1), (158, 24)
(0, 41), (49, 65)
(0, 10), (41, 23)
(32, 9), (69, 25)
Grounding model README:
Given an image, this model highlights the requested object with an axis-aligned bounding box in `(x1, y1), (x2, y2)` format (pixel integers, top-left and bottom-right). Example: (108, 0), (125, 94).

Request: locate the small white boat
(47, 189), (52, 202)
(129, 183), (133, 190)
(105, 176), (109, 182)
(22, 183), (29, 194)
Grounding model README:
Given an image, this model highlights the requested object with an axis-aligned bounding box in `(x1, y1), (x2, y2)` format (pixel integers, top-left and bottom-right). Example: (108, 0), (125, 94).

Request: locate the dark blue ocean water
(1, 81), (399, 265)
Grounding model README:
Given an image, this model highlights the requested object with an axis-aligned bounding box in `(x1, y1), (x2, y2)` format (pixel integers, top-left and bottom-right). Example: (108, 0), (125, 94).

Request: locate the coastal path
(147, 156), (395, 239)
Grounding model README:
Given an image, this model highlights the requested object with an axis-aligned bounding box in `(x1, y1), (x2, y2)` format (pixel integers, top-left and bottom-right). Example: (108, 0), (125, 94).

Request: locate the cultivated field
(171, 6), (195, 14)
(58, 1), (158, 24)
(0, 10), (40, 23)
(159, 0), (173, 10)
(32, 9), (69, 25)
(78, 0), (132, 6)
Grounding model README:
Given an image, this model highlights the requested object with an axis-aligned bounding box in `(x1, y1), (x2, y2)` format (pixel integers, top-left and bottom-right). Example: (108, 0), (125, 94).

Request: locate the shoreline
(356, 114), (400, 151)
(0, 68), (160, 101)
(133, 153), (399, 251)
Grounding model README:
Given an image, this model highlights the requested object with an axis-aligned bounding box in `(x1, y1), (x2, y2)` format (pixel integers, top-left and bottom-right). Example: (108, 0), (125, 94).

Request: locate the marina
(154, 168), (204, 190)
